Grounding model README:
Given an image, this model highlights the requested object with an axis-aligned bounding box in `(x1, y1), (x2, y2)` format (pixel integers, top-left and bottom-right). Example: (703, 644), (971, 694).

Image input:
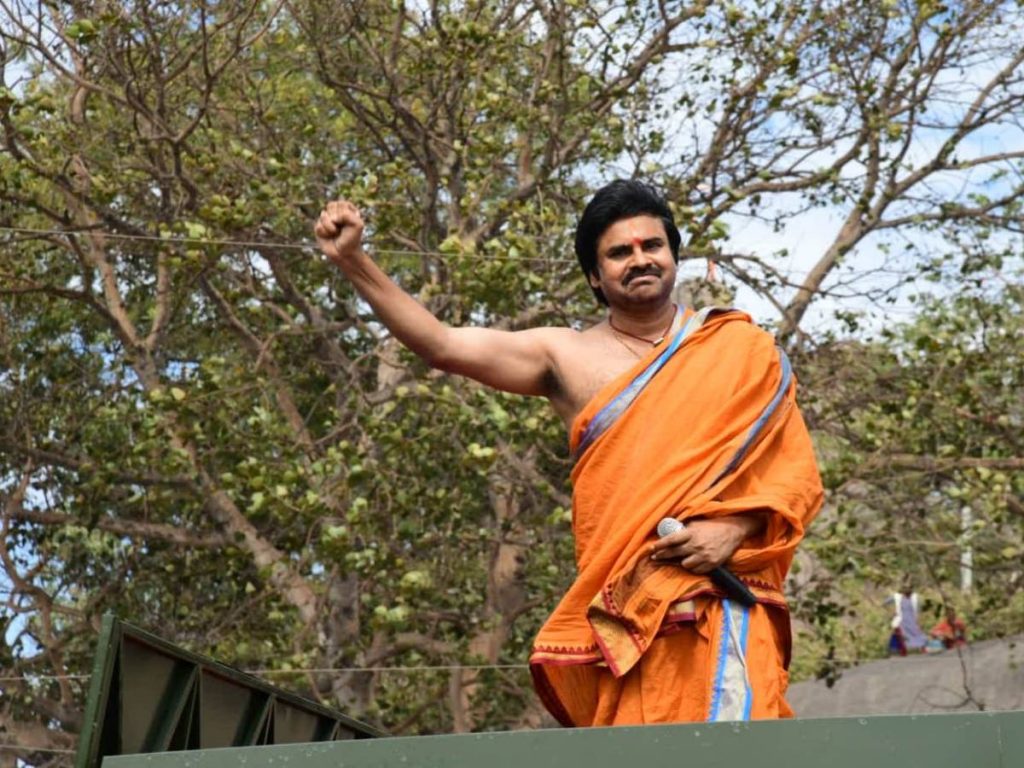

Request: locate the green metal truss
(74, 615), (383, 768)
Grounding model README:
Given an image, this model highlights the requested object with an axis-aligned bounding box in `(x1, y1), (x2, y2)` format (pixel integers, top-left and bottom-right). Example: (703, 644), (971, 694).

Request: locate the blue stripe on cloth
(740, 605), (752, 720)
(708, 347), (793, 487)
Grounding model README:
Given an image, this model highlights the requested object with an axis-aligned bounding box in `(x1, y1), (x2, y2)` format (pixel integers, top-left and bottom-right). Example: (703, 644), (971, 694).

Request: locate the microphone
(656, 518), (757, 607)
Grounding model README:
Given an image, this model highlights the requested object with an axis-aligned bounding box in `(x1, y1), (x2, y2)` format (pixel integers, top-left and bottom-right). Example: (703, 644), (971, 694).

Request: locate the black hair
(574, 179), (681, 306)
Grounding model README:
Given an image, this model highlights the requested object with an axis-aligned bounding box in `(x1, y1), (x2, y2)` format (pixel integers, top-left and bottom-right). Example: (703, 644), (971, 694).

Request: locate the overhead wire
(0, 674), (91, 682)
(248, 663), (530, 674)
(0, 225), (579, 266)
(0, 662), (530, 685)
(0, 745), (76, 755)
(2, 223), (916, 284)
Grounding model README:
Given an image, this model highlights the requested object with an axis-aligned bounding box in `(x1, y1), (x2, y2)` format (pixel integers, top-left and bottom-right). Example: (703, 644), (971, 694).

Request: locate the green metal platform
(105, 710), (1024, 768)
(77, 616), (1024, 768)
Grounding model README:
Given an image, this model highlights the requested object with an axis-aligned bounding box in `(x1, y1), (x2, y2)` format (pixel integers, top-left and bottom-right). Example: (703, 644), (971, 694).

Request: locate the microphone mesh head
(657, 517), (683, 538)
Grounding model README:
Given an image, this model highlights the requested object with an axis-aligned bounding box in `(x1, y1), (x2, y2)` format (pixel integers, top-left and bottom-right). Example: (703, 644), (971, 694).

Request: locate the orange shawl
(530, 308), (823, 726)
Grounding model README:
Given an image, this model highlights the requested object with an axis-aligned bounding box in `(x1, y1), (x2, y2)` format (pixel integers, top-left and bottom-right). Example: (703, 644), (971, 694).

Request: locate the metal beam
(105, 711), (1024, 768)
(74, 616), (383, 768)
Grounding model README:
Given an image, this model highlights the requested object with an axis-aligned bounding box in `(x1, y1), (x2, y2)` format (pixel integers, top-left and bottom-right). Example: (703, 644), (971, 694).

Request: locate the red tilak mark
(631, 236), (643, 249)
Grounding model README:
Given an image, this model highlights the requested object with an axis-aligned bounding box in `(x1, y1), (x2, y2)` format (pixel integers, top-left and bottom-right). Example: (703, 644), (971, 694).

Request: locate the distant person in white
(886, 579), (927, 655)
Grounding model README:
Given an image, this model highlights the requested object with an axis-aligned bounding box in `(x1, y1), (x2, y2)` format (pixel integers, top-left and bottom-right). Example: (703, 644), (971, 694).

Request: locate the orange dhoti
(530, 308), (823, 727)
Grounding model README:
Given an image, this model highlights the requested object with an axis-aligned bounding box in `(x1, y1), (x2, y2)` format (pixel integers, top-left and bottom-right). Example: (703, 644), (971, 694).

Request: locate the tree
(627, 0), (1024, 340)
(1, 0), (1023, 758)
(788, 238), (1024, 685)
(0, 0), (689, 753)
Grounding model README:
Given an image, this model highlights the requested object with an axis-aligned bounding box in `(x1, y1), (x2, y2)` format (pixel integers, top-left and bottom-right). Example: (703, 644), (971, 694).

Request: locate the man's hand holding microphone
(650, 515), (761, 606)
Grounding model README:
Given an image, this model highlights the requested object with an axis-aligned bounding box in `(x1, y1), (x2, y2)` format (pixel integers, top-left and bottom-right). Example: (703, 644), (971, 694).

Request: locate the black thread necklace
(608, 305), (677, 347)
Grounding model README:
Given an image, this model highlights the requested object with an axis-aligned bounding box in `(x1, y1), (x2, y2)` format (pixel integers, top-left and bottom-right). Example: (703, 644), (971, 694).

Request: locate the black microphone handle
(709, 565), (758, 607)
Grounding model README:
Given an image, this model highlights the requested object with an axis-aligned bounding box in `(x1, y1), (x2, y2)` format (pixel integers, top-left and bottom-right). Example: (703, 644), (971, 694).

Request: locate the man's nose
(629, 238), (649, 262)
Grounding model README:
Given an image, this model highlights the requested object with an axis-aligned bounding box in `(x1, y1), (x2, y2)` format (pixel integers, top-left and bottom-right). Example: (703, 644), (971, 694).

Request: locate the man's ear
(587, 268), (601, 289)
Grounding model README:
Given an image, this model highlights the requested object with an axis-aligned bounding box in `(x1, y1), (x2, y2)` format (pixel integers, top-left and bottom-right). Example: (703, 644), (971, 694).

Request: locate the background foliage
(1, 0), (1022, 762)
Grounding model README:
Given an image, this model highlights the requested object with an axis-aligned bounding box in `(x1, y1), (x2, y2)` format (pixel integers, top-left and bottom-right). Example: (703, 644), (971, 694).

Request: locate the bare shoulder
(524, 322), (614, 360)
(516, 324), (590, 350)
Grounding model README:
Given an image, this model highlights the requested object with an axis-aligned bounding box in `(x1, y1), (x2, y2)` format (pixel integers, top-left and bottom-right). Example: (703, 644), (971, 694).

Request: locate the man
(314, 180), (823, 726)
(886, 580), (928, 656)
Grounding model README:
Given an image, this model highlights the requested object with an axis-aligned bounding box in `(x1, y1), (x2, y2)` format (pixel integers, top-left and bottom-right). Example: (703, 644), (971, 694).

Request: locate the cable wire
(0, 745), (76, 755)
(0, 663), (530, 684)
(247, 663), (530, 674)
(0, 226), (578, 265)
(0, 674), (91, 682)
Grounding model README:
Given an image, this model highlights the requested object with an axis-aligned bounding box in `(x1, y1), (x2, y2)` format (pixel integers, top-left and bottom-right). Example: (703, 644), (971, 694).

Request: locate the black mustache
(623, 266), (663, 285)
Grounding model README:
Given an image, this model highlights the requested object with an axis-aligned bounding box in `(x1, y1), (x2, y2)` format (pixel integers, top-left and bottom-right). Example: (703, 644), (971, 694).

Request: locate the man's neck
(607, 302), (678, 339)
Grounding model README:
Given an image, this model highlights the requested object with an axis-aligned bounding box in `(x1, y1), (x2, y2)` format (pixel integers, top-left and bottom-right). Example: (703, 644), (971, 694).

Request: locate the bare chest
(548, 336), (647, 429)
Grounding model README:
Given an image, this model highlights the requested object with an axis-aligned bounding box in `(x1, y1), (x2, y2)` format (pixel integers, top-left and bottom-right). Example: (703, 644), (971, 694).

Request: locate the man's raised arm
(314, 200), (558, 397)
